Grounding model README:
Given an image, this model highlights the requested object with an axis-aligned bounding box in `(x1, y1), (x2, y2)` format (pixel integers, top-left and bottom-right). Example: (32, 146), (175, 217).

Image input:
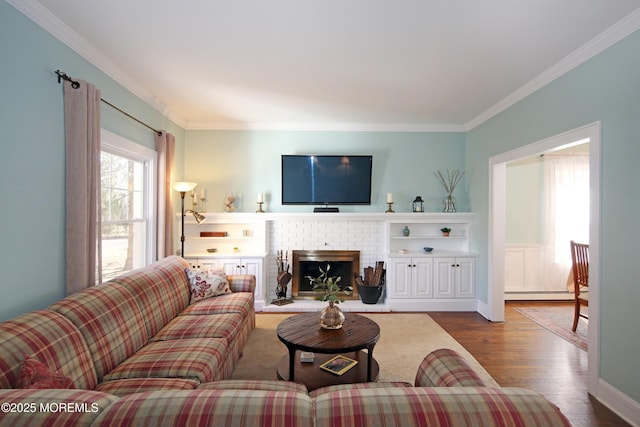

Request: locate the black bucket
(358, 284), (384, 304)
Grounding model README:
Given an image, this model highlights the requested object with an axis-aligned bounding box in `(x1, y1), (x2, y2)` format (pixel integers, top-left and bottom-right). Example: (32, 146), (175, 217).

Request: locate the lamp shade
(192, 211), (207, 224)
(173, 182), (197, 193)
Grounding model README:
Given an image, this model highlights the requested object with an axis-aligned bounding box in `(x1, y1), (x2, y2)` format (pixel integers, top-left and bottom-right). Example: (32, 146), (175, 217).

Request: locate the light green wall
(183, 130), (467, 214)
(467, 29), (640, 401)
(0, 2), (185, 321)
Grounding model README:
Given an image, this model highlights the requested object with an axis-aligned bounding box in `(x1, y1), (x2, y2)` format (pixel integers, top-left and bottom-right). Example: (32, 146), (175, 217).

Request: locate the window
(100, 130), (156, 282)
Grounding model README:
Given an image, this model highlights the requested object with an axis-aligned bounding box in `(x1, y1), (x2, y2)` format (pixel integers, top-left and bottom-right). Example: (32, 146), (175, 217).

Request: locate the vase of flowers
(306, 264), (352, 329)
(434, 169), (465, 213)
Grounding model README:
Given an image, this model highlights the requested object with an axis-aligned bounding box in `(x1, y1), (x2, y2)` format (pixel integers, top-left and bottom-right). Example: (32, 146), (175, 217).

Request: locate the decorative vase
(320, 301), (345, 329)
(402, 226), (410, 236)
(443, 195), (456, 212)
(224, 192), (237, 212)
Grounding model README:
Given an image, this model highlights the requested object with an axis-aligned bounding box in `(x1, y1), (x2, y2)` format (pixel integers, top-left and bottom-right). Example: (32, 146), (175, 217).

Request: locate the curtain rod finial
(55, 69), (80, 89)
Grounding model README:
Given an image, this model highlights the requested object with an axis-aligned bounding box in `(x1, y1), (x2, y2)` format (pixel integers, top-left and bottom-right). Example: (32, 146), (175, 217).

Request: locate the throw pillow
(185, 267), (232, 303)
(16, 354), (75, 389)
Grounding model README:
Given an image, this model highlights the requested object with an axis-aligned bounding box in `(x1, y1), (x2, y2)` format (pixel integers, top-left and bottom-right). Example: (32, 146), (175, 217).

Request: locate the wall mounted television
(282, 155), (373, 207)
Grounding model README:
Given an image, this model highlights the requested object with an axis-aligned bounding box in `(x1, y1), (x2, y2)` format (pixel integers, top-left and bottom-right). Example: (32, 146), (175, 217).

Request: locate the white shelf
(179, 213), (268, 257)
(384, 214), (476, 311)
(190, 236), (257, 240)
(385, 217), (472, 255)
(387, 250), (475, 258)
(186, 252), (267, 258)
(391, 235), (466, 239)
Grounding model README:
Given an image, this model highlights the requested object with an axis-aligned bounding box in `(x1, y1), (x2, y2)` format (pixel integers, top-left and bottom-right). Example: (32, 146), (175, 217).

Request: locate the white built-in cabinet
(178, 212), (476, 312)
(385, 214), (476, 311)
(181, 213), (268, 310)
(433, 257), (475, 298)
(388, 258), (433, 298)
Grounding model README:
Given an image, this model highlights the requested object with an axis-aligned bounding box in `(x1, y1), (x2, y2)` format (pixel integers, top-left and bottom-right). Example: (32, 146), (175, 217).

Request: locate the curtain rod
(55, 70), (162, 136)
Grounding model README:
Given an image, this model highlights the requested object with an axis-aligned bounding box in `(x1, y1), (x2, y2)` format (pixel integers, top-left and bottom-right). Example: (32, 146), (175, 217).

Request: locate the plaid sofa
(0, 255), (256, 396)
(0, 350), (572, 426)
(0, 259), (571, 426)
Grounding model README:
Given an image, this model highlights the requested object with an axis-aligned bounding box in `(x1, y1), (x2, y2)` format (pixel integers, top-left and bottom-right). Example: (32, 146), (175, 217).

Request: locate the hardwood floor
(430, 301), (630, 427)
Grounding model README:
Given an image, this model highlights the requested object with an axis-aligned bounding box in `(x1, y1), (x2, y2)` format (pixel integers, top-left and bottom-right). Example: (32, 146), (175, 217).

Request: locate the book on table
(319, 355), (358, 376)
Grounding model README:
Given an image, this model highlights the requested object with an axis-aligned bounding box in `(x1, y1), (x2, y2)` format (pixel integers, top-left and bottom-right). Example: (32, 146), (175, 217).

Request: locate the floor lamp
(173, 182), (206, 257)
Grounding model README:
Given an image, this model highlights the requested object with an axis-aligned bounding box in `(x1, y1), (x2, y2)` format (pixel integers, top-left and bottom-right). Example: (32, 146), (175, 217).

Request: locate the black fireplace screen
(292, 250), (360, 300)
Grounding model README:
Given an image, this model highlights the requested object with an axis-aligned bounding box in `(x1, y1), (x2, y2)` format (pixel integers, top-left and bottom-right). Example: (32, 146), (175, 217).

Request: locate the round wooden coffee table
(276, 312), (380, 390)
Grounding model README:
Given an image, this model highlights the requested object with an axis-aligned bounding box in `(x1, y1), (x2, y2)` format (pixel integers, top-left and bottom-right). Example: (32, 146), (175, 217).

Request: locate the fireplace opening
(292, 250), (360, 300)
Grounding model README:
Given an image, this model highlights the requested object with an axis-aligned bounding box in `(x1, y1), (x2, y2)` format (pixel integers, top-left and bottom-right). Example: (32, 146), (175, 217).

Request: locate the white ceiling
(13, 0), (640, 131)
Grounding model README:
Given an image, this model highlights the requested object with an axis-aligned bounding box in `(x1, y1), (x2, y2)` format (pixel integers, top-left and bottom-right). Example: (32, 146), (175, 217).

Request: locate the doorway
(504, 143), (589, 300)
(487, 121), (600, 394)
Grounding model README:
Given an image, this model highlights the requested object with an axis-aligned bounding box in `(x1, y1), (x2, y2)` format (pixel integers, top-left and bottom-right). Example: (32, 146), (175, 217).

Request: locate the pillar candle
(258, 193), (264, 203)
(387, 193), (393, 203)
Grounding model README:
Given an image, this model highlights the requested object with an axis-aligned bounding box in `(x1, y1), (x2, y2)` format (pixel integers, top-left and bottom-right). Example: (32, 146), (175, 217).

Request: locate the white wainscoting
(504, 243), (572, 300)
(505, 244), (544, 292)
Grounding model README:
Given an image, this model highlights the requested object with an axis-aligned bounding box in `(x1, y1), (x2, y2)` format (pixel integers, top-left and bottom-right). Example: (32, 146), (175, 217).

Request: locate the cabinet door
(389, 258), (412, 298)
(455, 258), (475, 297)
(241, 258), (262, 278)
(413, 259), (433, 298)
(433, 258), (455, 298)
(199, 258), (220, 269)
(240, 258), (263, 300)
(185, 258), (200, 269)
(185, 258), (218, 269)
(219, 258), (242, 275)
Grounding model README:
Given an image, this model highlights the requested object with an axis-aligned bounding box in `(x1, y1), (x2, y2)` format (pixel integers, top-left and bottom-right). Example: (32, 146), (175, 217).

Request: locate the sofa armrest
(227, 275), (256, 293)
(415, 348), (486, 387)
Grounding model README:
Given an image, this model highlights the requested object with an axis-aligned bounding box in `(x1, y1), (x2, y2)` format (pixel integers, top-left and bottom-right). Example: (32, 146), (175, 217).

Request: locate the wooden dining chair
(570, 240), (589, 332)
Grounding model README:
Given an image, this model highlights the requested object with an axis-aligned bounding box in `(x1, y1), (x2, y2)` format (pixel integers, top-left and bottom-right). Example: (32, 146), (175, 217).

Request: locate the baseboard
(476, 299), (491, 320)
(505, 292), (573, 301)
(260, 299), (392, 313)
(597, 378), (640, 426)
(388, 299), (477, 312)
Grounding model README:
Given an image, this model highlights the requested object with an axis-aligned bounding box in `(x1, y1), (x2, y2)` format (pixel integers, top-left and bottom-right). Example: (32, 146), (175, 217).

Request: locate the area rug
(231, 312), (498, 386)
(515, 305), (588, 351)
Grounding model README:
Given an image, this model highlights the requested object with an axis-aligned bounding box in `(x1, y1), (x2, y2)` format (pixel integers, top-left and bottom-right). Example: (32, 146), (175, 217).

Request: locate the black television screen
(282, 155), (373, 205)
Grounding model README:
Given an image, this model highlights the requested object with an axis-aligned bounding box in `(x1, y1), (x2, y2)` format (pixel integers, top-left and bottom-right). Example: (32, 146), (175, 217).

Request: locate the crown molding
(184, 121), (466, 133)
(7, 0), (187, 128)
(465, 7), (640, 131)
(9, 0), (640, 133)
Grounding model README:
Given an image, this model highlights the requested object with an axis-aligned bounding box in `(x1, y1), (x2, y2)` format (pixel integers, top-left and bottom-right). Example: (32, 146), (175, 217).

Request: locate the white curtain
(543, 153), (589, 290)
(155, 132), (175, 259)
(64, 79), (102, 293)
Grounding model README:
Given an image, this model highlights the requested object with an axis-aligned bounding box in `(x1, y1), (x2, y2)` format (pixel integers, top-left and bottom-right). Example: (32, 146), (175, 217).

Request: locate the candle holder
(256, 201), (265, 213)
(386, 202), (395, 213)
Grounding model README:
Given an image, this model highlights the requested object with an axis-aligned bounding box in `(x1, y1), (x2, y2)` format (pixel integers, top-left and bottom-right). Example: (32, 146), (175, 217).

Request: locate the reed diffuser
(434, 169), (464, 212)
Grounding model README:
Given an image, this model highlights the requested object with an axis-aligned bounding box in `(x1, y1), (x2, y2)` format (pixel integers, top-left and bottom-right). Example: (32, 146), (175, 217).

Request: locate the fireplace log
(360, 262), (385, 287)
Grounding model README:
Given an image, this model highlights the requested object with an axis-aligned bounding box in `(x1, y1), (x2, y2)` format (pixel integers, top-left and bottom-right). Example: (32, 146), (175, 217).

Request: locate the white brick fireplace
(263, 213), (388, 312)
